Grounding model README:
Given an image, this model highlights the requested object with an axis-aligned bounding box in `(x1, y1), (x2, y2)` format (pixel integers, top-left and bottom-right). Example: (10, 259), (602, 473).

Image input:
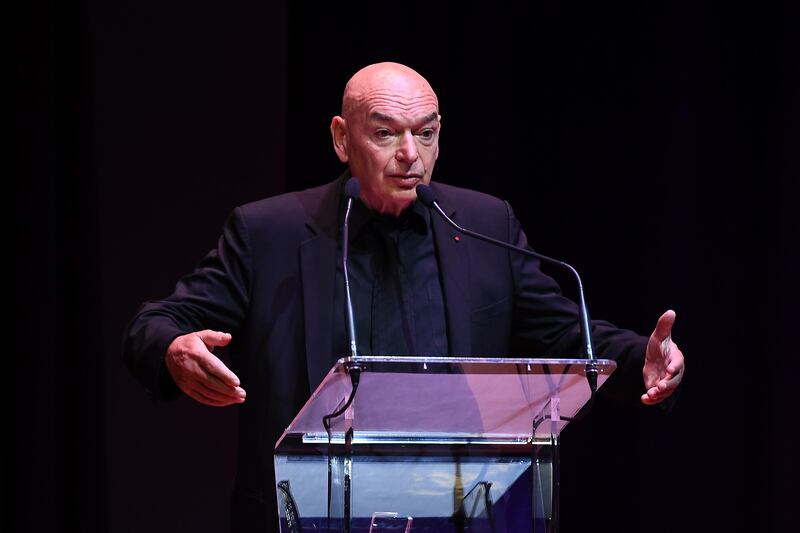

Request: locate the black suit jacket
(123, 175), (647, 531)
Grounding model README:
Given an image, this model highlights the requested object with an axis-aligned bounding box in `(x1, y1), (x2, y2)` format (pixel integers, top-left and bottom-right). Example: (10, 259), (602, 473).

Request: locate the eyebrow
(370, 112), (439, 125)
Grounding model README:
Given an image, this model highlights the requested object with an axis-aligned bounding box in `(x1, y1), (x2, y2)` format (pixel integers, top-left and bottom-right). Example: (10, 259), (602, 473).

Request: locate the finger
(186, 385), (238, 407)
(657, 365), (684, 390)
(640, 391), (666, 405)
(643, 371), (682, 403)
(199, 353), (241, 388)
(664, 345), (685, 376)
(197, 330), (233, 349)
(652, 310), (676, 342)
(641, 385), (670, 405)
(196, 380), (246, 404)
(656, 375), (680, 392)
(200, 370), (247, 400)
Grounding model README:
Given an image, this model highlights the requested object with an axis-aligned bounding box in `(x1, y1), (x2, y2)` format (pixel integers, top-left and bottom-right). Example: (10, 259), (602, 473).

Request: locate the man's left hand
(642, 309), (685, 405)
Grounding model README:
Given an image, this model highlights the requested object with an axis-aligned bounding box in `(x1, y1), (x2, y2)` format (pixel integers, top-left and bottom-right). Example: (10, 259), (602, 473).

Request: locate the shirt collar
(348, 198), (430, 242)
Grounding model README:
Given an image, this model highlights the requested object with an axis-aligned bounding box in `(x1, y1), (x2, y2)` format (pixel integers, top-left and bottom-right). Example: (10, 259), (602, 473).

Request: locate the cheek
(374, 152), (396, 173)
(422, 146), (439, 167)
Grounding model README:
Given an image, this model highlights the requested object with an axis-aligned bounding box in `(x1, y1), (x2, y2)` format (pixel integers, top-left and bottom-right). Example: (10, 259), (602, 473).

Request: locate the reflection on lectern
(277, 480), (301, 533)
(461, 481), (497, 533)
(368, 511), (413, 532)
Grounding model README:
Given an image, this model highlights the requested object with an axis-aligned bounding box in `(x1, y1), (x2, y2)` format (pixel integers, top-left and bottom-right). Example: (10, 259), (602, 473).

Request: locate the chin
(394, 189), (418, 205)
(377, 194), (415, 217)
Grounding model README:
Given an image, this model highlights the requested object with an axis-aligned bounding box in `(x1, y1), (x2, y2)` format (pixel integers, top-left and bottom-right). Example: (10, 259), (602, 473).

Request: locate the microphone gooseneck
(342, 177), (361, 359)
(416, 184), (599, 396)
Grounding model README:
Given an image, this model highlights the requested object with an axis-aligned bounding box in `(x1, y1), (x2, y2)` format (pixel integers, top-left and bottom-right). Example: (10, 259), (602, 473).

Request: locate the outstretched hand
(165, 330), (246, 407)
(642, 310), (685, 405)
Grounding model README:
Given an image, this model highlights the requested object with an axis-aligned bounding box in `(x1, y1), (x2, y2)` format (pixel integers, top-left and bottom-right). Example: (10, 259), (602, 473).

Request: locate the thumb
(652, 310), (676, 342)
(197, 329), (233, 348)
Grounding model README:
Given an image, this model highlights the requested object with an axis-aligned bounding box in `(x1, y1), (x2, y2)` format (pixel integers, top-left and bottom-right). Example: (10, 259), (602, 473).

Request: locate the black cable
(322, 367), (362, 439)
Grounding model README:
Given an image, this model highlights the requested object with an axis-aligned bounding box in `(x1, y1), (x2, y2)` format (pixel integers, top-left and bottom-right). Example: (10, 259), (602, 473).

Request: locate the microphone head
(415, 183), (437, 208)
(344, 177), (360, 200)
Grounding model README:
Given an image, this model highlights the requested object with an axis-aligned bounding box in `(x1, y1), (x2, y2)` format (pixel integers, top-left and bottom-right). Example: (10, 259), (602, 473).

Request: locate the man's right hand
(165, 330), (246, 407)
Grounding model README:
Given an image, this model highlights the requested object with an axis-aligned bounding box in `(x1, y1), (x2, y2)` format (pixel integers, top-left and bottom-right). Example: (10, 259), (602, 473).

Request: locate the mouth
(388, 174), (422, 189)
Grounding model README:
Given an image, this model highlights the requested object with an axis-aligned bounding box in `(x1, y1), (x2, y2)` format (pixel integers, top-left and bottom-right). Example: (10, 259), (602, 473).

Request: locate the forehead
(358, 92), (438, 127)
(348, 72), (439, 122)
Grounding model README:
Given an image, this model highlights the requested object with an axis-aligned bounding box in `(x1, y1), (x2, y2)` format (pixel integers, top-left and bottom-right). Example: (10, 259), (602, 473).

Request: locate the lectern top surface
(276, 356), (616, 447)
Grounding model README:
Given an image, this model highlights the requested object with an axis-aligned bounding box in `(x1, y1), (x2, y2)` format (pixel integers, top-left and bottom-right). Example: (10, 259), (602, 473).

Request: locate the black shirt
(333, 198), (449, 358)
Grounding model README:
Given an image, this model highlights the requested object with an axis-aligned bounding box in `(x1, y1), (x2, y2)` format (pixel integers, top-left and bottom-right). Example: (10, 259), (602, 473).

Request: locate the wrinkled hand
(165, 330), (246, 407)
(642, 310), (685, 405)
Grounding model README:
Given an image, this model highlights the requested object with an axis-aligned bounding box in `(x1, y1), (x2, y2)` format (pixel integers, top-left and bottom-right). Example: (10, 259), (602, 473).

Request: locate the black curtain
(9, 0), (287, 531)
(8, 0), (104, 531)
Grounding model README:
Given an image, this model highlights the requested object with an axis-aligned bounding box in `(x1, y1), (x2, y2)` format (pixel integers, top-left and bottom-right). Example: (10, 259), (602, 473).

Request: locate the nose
(395, 131), (419, 164)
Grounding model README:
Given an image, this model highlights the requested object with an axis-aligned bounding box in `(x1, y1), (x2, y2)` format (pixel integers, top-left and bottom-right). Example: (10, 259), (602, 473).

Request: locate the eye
(418, 129), (435, 141)
(375, 129), (392, 139)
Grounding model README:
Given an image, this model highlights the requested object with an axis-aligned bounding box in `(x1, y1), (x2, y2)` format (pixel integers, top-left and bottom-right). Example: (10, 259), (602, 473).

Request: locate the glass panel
(275, 451), (549, 533)
(278, 356), (615, 446)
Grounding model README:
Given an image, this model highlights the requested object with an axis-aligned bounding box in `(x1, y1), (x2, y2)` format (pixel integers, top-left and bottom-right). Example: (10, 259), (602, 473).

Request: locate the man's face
(331, 71), (441, 216)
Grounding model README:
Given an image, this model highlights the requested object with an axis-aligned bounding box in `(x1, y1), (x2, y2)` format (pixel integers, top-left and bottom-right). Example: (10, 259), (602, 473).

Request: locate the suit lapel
(298, 178), (343, 391)
(430, 185), (473, 356)
(299, 233), (337, 391)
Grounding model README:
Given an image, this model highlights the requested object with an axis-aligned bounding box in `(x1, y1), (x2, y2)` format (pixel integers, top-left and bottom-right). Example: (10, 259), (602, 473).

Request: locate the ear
(330, 116), (349, 163)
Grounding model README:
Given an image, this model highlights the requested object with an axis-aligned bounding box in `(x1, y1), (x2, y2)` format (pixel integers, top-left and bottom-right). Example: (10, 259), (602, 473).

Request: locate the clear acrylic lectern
(274, 356), (615, 533)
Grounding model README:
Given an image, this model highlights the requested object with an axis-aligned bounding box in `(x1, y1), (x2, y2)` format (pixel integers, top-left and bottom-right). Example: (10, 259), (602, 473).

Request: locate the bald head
(341, 62), (438, 119)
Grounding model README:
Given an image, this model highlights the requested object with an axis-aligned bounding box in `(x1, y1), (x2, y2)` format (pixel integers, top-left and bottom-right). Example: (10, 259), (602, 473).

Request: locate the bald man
(124, 62), (684, 532)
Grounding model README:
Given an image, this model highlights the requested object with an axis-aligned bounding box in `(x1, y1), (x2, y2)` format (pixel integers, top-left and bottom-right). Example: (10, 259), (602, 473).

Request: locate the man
(123, 62), (684, 531)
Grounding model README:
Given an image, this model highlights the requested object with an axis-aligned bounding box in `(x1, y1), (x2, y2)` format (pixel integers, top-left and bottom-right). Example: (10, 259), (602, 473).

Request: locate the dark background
(8, 0), (798, 531)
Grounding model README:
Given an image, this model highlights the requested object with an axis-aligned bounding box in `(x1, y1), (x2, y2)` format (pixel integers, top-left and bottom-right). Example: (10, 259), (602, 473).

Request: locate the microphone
(415, 184), (599, 395)
(342, 177), (361, 359)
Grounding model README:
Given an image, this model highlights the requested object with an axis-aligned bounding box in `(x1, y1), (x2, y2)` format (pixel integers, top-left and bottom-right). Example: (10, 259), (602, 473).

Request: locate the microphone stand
(323, 177), (363, 533)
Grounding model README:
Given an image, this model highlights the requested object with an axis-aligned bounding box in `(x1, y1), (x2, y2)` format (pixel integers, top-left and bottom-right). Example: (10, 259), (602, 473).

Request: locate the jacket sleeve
(122, 206), (253, 400)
